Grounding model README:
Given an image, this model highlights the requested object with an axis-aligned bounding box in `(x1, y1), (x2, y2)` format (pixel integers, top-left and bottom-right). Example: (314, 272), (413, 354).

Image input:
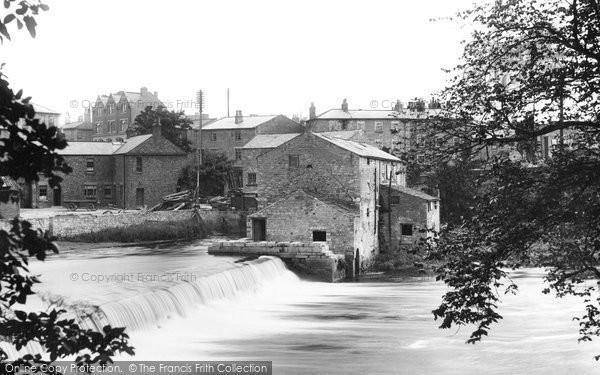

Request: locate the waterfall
(1, 256), (297, 360)
(90, 256), (296, 331)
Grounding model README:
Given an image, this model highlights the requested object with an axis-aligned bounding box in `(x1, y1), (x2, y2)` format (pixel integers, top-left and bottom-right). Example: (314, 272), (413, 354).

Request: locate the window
(96, 106), (102, 116)
(38, 185), (48, 201)
(247, 172), (257, 186)
(86, 157), (95, 173)
(122, 103), (127, 113)
(235, 148), (242, 161)
(374, 121), (383, 133)
(234, 130), (242, 141)
(313, 231), (327, 242)
(211, 132), (217, 142)
(401, 224), (413, 236)
(95, 122), (102, 134)
(108, 121), (115, 132)
(120, 119), (128, 132)
(391, 121), (399, 131)
(391, 196), (400, 204)
(357, 121), (365, 130)
(83, 184), (97, 199)
(135, 156), (143, 172)
(108, 104), (113, 114)
(288, 155), (299, 168)
(416, 134), (423, 145)
(104, 186), (112, 198)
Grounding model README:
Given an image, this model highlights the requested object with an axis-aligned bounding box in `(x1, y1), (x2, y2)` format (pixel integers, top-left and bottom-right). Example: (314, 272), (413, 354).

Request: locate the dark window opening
(247, 173), (257, 186)
(135, 156), (143, 172)
(86, 158), (95, 173)
(401, 224), (413, 236)
(313, 231), (327, 242)
(288, 155), (299, 168)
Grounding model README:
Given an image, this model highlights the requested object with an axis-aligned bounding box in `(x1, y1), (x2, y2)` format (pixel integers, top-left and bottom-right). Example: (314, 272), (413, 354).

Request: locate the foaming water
(6, 241), (600, 374)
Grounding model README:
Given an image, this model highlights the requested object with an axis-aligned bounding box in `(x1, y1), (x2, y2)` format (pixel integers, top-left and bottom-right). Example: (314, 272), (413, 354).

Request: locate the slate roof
(202, 115), (278, 130)
(113, 134), (153, 154)
(250, 189), (357, 218)
(58, 142), (122, 155)
(385, 185), (439, 201)
(31, 103), (60, 115)
(314, 133), (401, 162)
(317, 108), (440, 120)
(62, 121), (93, 130)
(318, 130), (364, 140)
(242, 133), (301, 149)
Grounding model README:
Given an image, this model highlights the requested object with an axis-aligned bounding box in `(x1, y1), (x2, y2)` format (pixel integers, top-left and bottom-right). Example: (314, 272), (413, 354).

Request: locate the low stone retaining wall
(0, 209), (246, 238)
(208, 239), (346, 282)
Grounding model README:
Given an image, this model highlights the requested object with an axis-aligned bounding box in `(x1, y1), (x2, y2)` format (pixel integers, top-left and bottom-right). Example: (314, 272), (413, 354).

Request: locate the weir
(0, 256), (296, 360)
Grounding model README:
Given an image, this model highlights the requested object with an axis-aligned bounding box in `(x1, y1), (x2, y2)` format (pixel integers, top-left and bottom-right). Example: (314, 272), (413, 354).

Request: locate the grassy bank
(65, 217), (210, 243)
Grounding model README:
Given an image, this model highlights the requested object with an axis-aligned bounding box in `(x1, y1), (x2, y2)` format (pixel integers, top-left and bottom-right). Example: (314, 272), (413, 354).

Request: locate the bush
(65, 217), (210, 243)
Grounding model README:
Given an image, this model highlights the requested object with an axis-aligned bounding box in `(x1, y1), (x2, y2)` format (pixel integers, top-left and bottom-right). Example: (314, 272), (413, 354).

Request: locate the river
(14, 239), (600, 374)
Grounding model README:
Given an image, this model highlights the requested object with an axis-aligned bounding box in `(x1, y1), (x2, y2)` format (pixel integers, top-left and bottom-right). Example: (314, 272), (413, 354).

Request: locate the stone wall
(208, 239), (346, 282)
(0, 209), (245, 238)
(247, 190), (356, 255)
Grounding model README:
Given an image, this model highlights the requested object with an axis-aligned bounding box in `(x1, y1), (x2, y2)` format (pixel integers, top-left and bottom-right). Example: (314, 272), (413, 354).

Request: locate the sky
(1, 0), (477, 124)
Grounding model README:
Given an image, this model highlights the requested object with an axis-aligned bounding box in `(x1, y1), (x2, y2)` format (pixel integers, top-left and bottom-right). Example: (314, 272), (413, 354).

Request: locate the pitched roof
(113, 134), (153, 154)
(242, 133), (301, 149)
(386, 185), (439, 201)
(58, 142), (122, 155)
(31, 103), (59, 115)
(62, 121), (93, 130)
(202, 115), (277, 130)
(318, 130), (364, 140)
(250, 189), (357, 218)
(314, 133), (401, 162)
(98, 95), (109, 105)
(1, 176), (19, 191)
(317, 108), (440, 120)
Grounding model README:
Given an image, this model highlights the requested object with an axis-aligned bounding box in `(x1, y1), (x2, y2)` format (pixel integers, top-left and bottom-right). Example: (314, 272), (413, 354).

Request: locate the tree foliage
(424, 0), (600, 357)
(178, 151), (233, 197)
(132, 105), (192, 152)
(0, 2), (134, 372)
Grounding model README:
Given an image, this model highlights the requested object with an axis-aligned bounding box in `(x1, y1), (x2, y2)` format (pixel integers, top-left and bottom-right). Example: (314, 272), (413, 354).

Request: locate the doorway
(53, 185), (62, 206)
(135, 188), (144, 207)
(252, 218), (266, 241)
(354, 249), (360, 276)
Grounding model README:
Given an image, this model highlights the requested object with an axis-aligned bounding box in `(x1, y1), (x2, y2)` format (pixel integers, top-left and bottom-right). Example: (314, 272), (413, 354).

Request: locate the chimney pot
(341, 98), (349, 112)
(141, 87), (148, 96)
(234, 110), (243, 124)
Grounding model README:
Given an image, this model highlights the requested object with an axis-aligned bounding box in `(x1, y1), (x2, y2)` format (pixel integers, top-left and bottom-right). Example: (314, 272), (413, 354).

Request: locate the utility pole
(196, 90), (204, 199)
(226, 88), (230, 117)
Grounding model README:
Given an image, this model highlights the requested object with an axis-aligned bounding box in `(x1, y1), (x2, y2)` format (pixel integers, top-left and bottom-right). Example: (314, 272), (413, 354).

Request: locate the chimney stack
(153, 91), (158, 99)
(140, 87), (148, 96)
(83, 107), (91, 123)
(309, 102), (316, 120)
(77, 115), (84, 122)
(152, 118), (162, 139)
(234, 110), (243, 124)
(341, 98), (349, 112)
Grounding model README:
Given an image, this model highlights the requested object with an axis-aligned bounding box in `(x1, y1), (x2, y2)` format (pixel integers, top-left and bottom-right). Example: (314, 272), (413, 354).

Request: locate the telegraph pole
(196, 90), (204, 198)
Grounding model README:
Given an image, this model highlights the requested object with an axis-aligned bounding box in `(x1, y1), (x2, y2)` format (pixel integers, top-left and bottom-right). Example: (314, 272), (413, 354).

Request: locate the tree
(132, 105), (193, 152)
(178, 151), (233, 196)
(423, 0), (600, 357)
(0, 2), (134, 372)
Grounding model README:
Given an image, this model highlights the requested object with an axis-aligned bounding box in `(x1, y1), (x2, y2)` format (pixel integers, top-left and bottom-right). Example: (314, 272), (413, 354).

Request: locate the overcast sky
(2, 0), (478, 124)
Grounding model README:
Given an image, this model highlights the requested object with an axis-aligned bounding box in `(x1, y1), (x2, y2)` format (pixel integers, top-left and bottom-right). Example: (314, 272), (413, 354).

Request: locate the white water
(7, 241), (600, 374)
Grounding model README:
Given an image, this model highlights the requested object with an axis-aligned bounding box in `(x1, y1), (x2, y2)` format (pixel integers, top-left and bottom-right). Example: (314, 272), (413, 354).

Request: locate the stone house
(0, 177), (20, 219)
(245, 130), (404, 271)
(61, 112), (93, 141)
(92, 87), (162, 142)
(379, 185), (440, 251)
(308, 99), (441, 159)
(24, 123), (187, 209)
(201, 111), (303, 161)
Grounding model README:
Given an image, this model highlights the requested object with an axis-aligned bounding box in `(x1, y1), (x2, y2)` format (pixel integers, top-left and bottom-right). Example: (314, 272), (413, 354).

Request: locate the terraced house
(92, 87), (162, 142)
(24, 122), (187, 209)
